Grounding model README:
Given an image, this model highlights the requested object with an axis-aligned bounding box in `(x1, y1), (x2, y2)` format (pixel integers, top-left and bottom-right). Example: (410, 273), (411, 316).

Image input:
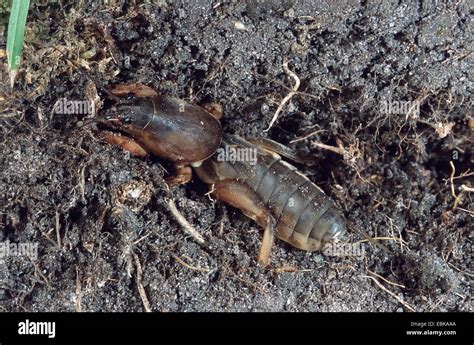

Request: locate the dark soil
(0, 0), (472, 312)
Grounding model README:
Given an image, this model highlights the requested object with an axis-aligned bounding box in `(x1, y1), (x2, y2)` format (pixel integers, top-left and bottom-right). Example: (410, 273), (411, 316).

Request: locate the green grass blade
(6, 0), (30, 86)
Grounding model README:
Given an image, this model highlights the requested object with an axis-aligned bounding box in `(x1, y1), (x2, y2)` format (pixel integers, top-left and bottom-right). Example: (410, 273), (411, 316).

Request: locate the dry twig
(358, 236), (408, 248)
(171, 254), (213, 273)
(366, 269), (405, 288)
(449, 161), (462, 209)
(133, 253), (152, 312)
(165, 198), (205, 244)
(312, 141), (345, 155)
(75, 266), (82, 312)
(363, 275), (415, 312)
(29, 257), (51, 289)
(264, 59), (300, 132)
(290, 129), (326, 143)
(55, 208), (62, 249)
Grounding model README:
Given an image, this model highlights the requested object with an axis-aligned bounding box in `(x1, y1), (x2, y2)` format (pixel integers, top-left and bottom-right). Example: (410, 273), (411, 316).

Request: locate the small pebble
(234, 21), (247, 31)
(313, 255), (324, 263)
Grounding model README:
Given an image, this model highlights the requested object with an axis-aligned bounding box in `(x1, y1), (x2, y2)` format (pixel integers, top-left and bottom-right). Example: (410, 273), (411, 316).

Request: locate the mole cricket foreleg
(109, 83), (159, 110)
(165, 165), (193, 187)
(100, 131), (149, 157)
(210, 179), (276, 267)
(109, 83), (159, 98)
(101, 131), (193, 187)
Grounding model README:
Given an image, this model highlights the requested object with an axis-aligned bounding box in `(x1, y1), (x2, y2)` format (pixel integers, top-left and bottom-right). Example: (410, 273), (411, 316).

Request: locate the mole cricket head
(99, 103), (155, 138)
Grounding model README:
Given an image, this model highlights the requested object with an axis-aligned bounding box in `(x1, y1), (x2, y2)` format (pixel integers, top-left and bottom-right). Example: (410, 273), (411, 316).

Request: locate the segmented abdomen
(245, 153), (345, 251)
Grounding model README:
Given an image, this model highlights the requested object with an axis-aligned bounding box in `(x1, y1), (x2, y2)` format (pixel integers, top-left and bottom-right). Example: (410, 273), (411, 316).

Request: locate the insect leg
(247, 137), (317, 165)
(258, 215), (275, 267)
(108, 83), (159, 110)
(211, 179), (275, 267)
(165, 165), (193, 187)
(100, 131), (149, 157)
(109, 83), (159, 98)
(101, 131), (192, 187)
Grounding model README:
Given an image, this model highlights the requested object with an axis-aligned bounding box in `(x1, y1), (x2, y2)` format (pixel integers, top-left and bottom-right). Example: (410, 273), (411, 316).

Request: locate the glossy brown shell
(112, 95), (223, 164)
(144, 96), (222, 163)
